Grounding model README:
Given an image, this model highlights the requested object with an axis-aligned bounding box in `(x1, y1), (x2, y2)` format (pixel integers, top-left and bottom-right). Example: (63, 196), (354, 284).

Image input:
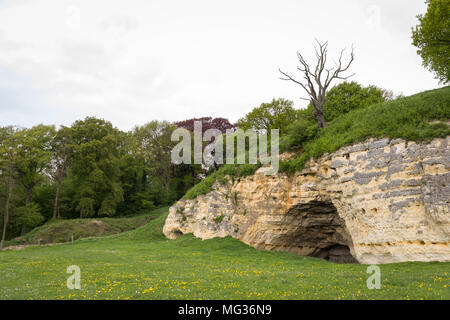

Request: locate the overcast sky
(0, 0), (442, 131)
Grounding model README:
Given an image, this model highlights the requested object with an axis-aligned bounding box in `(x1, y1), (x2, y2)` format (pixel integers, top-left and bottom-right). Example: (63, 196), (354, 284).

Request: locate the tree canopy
(174, 117), (236, 135)
(0, 116), (208, 242)
(412, 0), (450, 83)
(320, 82), (390, 121)
(281, 81), (394, 152)
(237, 98), (299, 134)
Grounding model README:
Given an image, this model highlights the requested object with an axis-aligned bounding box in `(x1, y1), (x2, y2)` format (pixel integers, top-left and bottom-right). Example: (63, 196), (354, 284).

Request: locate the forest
(0, 81), (408, 244)
(0, 116), (239, 243)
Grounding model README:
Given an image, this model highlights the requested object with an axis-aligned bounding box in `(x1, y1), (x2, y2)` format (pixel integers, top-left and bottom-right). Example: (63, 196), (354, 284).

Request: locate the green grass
(182, 87), (450, 195)
(4, 213), (155, 247)
(183, 163), (260, 200)
(0, 207), (448, 300)
(281, 86), (450, 173)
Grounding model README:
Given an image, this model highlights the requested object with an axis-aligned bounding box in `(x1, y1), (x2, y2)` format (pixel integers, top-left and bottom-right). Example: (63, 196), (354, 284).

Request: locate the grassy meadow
(4, 214), (152, 247)
(0, 207), (448, 300)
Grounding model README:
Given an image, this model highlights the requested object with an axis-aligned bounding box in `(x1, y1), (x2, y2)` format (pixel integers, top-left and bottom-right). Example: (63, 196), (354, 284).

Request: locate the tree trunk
(279, 41), (354, 132)
(52, 171), (64, 220)
(165, 174), (170, 198)
(52, 180), (61, 220)
(20, 185), (34, 236)
(313, 101), (327, 130)
(26, 185), (32, 205)
(316, 112), (326, 130)
(1, 180), (12, 250)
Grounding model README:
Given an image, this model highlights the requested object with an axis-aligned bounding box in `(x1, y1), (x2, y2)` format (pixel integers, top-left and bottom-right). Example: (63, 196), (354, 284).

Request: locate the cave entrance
(282, 200), (358, 264)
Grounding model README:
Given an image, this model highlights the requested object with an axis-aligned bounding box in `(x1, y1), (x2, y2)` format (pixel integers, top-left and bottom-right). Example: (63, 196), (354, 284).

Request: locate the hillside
(281, 86), (450, 173)
(184, 86), (450, 200)
(4, 213), (155, 248)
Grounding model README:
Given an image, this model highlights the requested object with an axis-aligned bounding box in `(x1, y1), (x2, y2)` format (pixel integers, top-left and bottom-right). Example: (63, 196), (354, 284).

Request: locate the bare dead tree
(279, 40), (355, 129)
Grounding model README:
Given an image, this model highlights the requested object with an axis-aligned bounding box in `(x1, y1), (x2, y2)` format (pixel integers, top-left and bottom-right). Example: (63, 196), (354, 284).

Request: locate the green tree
(237, 98), (299, 134)
(50, 126), (73, 219)
(320, 82), (388, 121)
(14, 125), (55, 234)
(412, 0), (450, 83)
(15, 125), (55, 205)
(280, 111), (317, 152)
(32, 182), (56, 221)
(280, 82), (393, 151)
(132, 121), (177, 203)
(11, 203), (43, 232)
(70, 117), (124, 218)
(117, 131), (150, 215)
(0, 126), (20, 249)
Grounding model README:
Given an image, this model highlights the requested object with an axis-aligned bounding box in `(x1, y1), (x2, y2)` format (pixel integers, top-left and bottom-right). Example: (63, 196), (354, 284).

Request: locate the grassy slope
(0, 207), (448, 300)
(184, 86), (450, 198)
(4, 213), (153, 247)
(281, 86), (450, 172)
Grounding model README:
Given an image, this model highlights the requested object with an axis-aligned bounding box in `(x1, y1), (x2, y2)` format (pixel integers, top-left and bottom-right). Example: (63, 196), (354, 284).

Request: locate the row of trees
(0, 118), (217, 247)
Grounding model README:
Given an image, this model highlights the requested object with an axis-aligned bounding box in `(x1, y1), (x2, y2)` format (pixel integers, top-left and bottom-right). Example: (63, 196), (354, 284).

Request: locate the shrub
(183, 163), (261, 200)
(322, 82), (387, 121)
(280, 117), (318, 152)
(183, 87), (449, 199)
(213, 215), (224, 224)
(280, 86), (450, 173)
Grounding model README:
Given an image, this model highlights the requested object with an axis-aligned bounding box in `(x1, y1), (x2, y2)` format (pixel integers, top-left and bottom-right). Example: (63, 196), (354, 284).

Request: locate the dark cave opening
(282, 200), (358, 264)
(313, 244), (358, 264)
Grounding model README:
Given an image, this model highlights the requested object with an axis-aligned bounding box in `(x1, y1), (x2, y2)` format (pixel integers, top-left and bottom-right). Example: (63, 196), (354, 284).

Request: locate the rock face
(163, 137), (450, 264)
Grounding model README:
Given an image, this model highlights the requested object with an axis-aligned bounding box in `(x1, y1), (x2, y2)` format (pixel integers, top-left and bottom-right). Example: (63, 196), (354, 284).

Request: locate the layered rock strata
(163, 137), (450, 264)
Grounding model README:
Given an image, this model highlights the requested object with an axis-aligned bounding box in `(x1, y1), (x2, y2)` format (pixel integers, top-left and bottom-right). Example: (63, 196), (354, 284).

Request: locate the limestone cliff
(163, 137), (450, 264)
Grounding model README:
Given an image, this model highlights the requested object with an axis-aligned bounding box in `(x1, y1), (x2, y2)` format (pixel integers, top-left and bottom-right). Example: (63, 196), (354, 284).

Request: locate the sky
(0, 0), (443, 131)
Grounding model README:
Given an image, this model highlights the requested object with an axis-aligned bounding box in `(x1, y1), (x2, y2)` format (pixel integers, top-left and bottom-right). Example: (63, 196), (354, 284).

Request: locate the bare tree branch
(279, 40), (355, 129)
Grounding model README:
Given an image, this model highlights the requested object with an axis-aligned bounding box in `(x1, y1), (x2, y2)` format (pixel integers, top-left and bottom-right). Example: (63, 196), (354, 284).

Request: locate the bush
(280, 117), (318, 152)
(322, 82), (387, 121)
(183, 163), (261, 200)
(12, 203), (44, 230)
(281, 86), (450, 173)
(182, 87), (449, 199)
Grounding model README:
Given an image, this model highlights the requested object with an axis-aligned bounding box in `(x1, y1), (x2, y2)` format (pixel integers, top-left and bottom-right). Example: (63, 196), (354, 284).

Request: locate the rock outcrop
(163, 137), (450, 264)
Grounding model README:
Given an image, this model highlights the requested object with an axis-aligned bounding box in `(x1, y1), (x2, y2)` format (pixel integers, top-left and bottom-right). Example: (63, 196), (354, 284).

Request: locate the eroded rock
(163, 137), (450, 264)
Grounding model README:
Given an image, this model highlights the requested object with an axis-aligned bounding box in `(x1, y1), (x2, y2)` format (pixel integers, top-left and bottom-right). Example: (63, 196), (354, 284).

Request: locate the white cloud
(0, 0), (442, 131)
